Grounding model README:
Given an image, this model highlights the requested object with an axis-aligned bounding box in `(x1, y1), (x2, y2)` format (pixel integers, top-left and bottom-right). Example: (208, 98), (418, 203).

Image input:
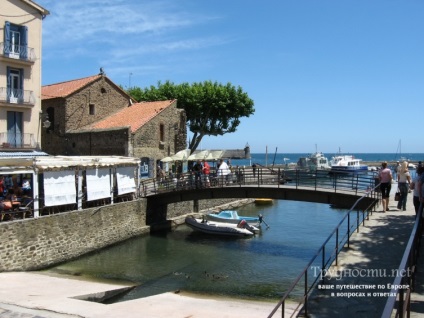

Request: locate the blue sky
(36, 0), (424, 154)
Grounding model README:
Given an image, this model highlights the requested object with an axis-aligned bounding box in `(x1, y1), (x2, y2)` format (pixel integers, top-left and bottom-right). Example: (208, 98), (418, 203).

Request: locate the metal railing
(381, 205), (423, 318)
(139, 167), (379, 198)
(0, 42), (36, 62)
(0, 87), (36, 105)
(266, 183), (380, 317)
(0, 132), (36, 149)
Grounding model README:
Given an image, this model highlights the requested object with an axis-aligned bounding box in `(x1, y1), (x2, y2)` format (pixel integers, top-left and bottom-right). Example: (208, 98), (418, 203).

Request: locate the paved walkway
(307, 183), (421, 317)
(1, 184), (423, 317)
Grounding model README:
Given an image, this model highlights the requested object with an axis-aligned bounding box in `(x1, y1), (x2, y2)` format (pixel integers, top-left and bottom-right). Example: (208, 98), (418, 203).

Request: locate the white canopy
(187, 150), (209, 161)
(204, 150), (224, 161)
(160, 157), (174, 163)
(170, 149), (191, 161)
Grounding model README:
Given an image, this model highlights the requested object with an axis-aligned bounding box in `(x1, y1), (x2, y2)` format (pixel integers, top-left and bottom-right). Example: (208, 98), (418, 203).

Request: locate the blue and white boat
(185, 216), (258, 237)
(206, 210), (260, 225)
(330, 155), (368, 173)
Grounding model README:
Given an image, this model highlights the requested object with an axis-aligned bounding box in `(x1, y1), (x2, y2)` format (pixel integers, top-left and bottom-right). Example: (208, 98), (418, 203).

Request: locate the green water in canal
(46, 200), (347, 302)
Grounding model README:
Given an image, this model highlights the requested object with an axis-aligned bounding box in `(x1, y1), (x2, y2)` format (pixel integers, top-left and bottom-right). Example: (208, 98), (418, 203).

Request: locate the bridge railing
(138, 167), (379, 197)
(381, 205), (423, 318)
(267, 184), (380, 318)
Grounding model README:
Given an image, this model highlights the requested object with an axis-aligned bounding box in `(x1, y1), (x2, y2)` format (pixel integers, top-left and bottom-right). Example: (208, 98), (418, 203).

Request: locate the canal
(45, 200), (348, 303)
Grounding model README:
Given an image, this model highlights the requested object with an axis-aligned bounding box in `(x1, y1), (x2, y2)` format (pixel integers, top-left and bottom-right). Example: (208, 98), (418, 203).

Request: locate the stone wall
(0, 197), (247, 272)
(42, 76), (131, 155)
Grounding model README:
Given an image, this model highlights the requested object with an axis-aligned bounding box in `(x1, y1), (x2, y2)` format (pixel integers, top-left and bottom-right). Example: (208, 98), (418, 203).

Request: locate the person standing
(411, 166), (423, 215)
(378, 162), (393, 212)
(202, 159), (210, 187)
(397, 161), (411, 211)
(217, 159), (230, 186)
(393, 161), (400, 180)
(193, 160), (203, 188)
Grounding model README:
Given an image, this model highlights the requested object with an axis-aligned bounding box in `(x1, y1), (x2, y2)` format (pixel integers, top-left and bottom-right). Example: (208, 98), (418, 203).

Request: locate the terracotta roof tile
(42, 75), (101, 100)
(90, 100), (176, 133)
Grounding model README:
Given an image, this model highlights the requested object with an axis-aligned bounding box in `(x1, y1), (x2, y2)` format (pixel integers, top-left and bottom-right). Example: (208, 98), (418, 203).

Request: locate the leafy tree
(128, 80), (255, 153)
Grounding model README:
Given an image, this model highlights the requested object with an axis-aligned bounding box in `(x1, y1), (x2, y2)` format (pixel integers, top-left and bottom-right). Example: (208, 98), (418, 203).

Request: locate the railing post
(347, 212), (350, 249)
(304, 270), (308, 317)
(336, 228), (339, 266)
(334, 174), (337, 192)
(356, 210), (360, 233)
(322, 246), (325, 274)
(278, 168), (280, 188)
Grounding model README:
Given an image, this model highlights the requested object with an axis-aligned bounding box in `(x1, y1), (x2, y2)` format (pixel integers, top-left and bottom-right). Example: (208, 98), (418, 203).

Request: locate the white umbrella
(188, 150), (209, 161)
(204, 150), (224, 161)
(160, 157), (173, 163)
(171, 149), (191, 161)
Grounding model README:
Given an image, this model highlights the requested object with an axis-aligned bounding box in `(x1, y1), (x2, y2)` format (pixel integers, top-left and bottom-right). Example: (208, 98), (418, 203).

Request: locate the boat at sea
(330, 155), (368, 173)
(206, 210), (261, 224)
(296, 152), (331, 170)
(185, 216), (259, 237)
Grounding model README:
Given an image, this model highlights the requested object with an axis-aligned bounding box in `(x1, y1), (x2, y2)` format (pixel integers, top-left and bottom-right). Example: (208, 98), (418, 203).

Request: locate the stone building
(0, 0), (49, 153)
(41, 72), (186, 176)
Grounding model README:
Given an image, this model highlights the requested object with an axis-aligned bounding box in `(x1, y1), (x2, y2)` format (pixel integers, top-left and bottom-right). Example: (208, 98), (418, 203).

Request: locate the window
(7, 111), (23, 147)
(46, 107), (55, 132)
(160, 124), (165, 142)
(89, 104), (95, 115)
(7, 67), (23, 104)
(4, 21), (28, 60)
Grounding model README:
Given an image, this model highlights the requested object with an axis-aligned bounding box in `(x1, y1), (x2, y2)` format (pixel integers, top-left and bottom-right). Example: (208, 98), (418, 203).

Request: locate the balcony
(0, 43), (36, 63)
(0, 87), (35, 106)
(0, 133), (36, 149)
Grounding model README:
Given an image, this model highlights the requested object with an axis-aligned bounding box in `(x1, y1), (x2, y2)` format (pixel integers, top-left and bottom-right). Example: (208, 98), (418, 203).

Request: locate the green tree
(128, 80), (254, 153)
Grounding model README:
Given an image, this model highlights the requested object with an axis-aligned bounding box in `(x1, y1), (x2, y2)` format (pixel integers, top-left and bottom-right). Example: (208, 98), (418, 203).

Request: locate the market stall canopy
(170, 149), (191, 161)
(204, 150), (224, 161)
(187, 150), (209, 161)
(160, 156), (174, 163)
(0, 155), (140, 171)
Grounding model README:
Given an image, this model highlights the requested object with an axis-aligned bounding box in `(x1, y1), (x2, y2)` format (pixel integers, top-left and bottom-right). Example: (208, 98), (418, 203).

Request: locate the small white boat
(206, 210), (260, 224)
(330, 155), (368, 173)
(185, 216), (259, 237)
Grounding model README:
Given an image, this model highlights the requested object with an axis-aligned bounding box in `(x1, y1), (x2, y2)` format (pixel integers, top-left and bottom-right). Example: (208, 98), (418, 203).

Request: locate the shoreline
(0, 271), (296, 317)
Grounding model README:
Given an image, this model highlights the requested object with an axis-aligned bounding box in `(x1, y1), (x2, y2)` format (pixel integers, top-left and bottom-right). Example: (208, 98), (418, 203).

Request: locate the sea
(229, 152), (424, 167)
(45, 153), (424, 304)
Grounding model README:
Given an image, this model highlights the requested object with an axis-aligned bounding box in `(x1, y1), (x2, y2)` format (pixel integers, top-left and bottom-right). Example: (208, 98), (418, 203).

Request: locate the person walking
(378, 162), (393, 212)
(411, 165), (423, 215)
(397, 161), (411, 211)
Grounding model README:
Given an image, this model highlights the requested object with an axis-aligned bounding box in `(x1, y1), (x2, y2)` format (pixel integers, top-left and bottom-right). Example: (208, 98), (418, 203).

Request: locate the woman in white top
(397, 161), (411, 211)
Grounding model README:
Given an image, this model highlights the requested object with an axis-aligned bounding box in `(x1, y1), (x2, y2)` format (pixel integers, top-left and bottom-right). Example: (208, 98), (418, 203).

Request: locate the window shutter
(4, 21), (10, 54)
(20, 25), (28, 60)
(6, 67), (10, 92)
(19, 69), (24, 103)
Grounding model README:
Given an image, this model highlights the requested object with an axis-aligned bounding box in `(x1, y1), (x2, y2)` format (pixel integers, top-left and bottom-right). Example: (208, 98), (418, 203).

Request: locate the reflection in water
(46, 200), (347, 302)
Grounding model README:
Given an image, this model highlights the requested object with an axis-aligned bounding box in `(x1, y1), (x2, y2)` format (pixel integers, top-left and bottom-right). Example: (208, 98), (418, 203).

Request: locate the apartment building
(0, 0), (49, 152)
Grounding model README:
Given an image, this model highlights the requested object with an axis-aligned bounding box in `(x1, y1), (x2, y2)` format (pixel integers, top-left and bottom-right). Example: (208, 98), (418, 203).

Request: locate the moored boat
(297, 152), (331, 170)
(185, 216), (258, 237)
(330, 155), (368, 173)
(206, 210), (260, 225)
(254, 198), (274, 205)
